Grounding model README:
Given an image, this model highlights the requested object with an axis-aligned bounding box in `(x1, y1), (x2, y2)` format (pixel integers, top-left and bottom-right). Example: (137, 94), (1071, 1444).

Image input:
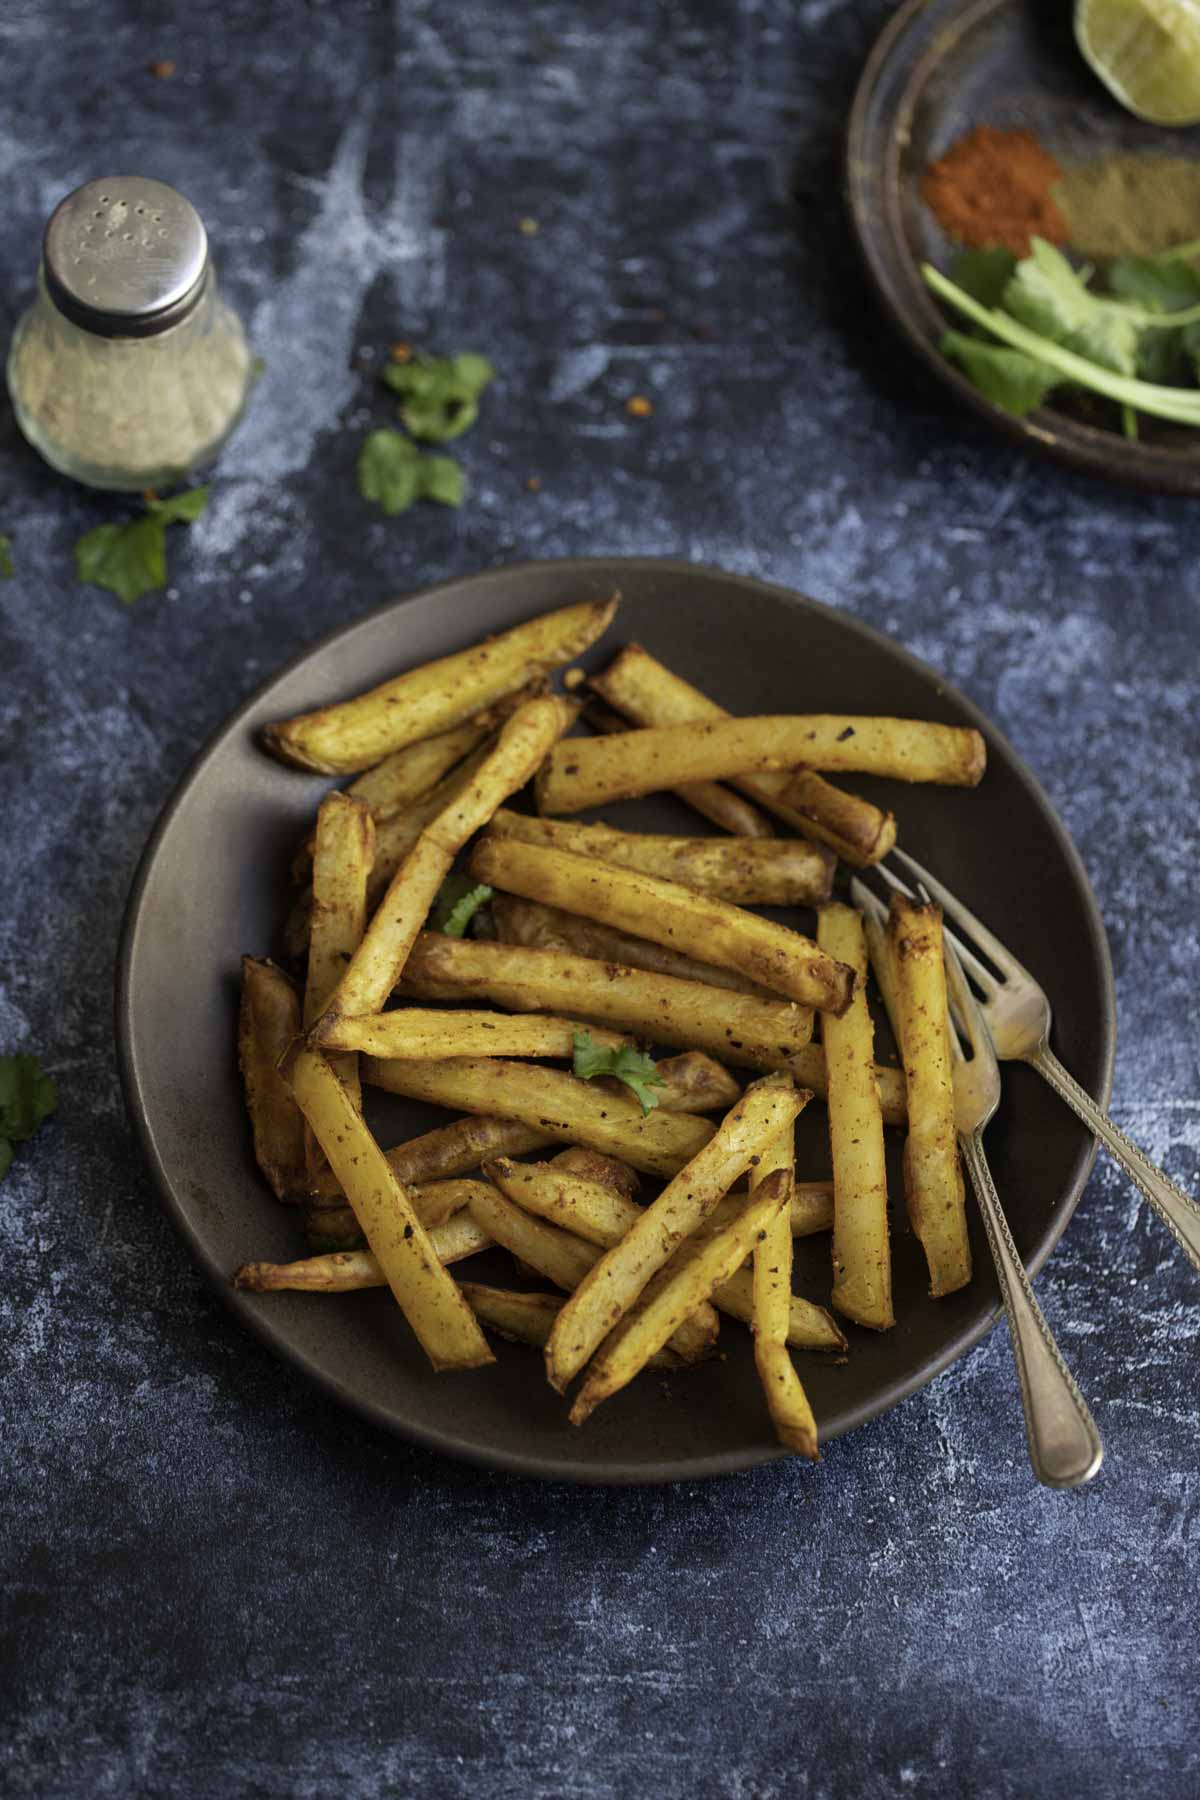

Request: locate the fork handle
(960, 1131), (1104, 1489)
(1031, 1045), (1200, 1276)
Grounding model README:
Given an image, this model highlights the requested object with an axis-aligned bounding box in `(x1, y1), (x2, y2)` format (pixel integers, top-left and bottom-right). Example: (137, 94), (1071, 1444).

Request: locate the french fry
(238, 957), (307, 1200)
(469, 837), (854, 1015)
(569, 1174), (792, 1423)
(366, 741), (497, 905)
(751, 1129), (819, 1459)
(234, 1209), (493, 1293)
(549, 1146), (640, 1199)
(489, 809), (834, 907)
(789, 1180), (835, 1237)
(535, 714), (987, 814)
(491, 894), (772, 997)
(399, 931), (817, 1073)
(363, 1056), (715, 1178)
(589, 645), (897, 866)
(303, 793), (375, 1179)
(860, 901), (905, 1056)
(320, 1008), (630, 1061)
(887, 894), (972, 1299)
(818, 904), (894, 1331)
(640, 1052), (740, 1115)
(263, 597), (617, 773)
(457, 1284), (564, 1349)
(544, 1072), (806, 1392)
(310, 1112), (548, 1205)
(466, 1182), (716, 1366)
(314, 695), (569, 1031)
(284, 1044), (494, 1369)
(708, 1268), (846, 1351)
(586, 698), (772, 837)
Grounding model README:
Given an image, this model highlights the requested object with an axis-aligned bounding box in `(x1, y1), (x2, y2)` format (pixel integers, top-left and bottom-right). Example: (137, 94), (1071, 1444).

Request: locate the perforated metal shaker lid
(43, 177), (209, 338)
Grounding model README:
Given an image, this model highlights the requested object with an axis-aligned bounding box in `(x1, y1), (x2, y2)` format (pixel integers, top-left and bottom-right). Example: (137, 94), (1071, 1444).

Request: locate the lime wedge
(1076, 0), (1200, 124)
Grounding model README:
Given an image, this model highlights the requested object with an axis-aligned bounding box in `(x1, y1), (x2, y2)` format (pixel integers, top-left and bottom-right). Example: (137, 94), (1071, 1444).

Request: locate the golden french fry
(861, 902), (905, 1057)
(457, 1284), (564, 1349)
(545, 1072), (806, 1392)
(319, 1008), (629, 1061)
(790, 1180), (835, 1237)
(263, 597), (617, 773)
(310, 1111), (547, 1205)
(238, 956), (307, 1201)
(284, 1044), (493, 1369)
(589, 645), (897, 866)
(750, 1130), (819, 1459)
(586, 696), (773, 835)
(314, 695), (569, 1031)
(399, 930), (816, 1073)
(887, 894), (972, 1299)
(303, 792), (375, 1178)
(363, 1056), (715, 1178)
(468, 837), (853, 1015)
(465, 1182), (715, 1366)
(709, 1268), (845, 1351)
(366, 741), (497, 905)
(234, 1208), (492, 1294)
(485, 1154), (639, 1248)
(549, 1146), (640, 1199)
(491, 894), (772, 997)
(818, 904), (894, 1331)
(536, 714), (987, 814)
(569, 1173), (791, 1423)
(642, 1052), (740, 1115)
(488, 809), (834, 906)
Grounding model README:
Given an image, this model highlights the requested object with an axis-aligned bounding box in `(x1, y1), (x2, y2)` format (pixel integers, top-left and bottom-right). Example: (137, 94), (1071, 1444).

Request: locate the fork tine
(890, 846), (1030, 983)
(943, 926), (1002, 998)
(942, 930), (996, 1072)
(848, 875), (887, 926)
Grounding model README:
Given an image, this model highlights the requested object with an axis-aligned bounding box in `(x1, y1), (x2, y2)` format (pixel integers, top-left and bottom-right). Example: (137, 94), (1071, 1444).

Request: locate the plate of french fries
(116, 560), (1113, 1481)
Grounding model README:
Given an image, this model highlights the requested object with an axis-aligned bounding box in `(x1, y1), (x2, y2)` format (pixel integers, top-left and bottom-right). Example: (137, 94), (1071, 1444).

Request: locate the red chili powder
(922, 125), (1069, 257)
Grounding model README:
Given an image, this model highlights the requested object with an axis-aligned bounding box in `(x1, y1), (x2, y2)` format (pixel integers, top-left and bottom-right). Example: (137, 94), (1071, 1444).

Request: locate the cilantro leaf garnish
(0, 1054), (58, 1180)
(430, 874), (494, 937)
(940, 331), (1063, 417)
(74, 486), (208, 605)
(572, 1030), (666, 1116)
(0, 535), (12, 579)
(381, 352), (495, 443)
(357, 431), (464, 515)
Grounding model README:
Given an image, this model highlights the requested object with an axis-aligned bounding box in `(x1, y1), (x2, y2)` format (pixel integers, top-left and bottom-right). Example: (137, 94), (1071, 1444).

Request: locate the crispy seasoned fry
(310, 1112), (547, 1204)
(549, 1146), (640, 1199)
(284, 1044), (494, 1369)
(818, 904), (894, 1331)
(789, 1179), (835, 1238)
(861, 902), (905, 1056)
(303, 793), (375, 1179)
(263, 597), (617, 773)
(545, 1072), (806, 1392)
(589, 645), (897, 866)
(586, 698), (772, 836)
(491, 894), (771, 997)
(751, 1130), (819, 1459)
(569, 1174), (791, 1423)
(709, 1268), (846, 1351)
(314, 695), (569, 1031)
(466, 1182), (716, 1366)
(536, 713), (986, 814)
(888, 894), (972, 1299)
(399, 931), (816, 1073)
(489, 809), (834, 906)
(234, 1209), (492, 1293)
(469, 838), (853, 1015)
(320, 1008), (630, 1060)
(363, 1056), (715, 1178)
(457, 1284), (564, 1348)
(641, 1052), (740, 1115)
(238, 957), (307, 1201)
(484, 1154), (639, 1248)
(366, 741), (497, 905)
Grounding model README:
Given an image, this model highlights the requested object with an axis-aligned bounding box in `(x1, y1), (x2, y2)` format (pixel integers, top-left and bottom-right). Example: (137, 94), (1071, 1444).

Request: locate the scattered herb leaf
(940, 331), (1062, 417)
(572, 1030), (666, 1116)
(0, 535), (11, 579)
(74, 487), (208, 604)
(430, 875), (494, 937)
(381, 352), (495, 443)
(0, 1054), (58, 1180)
(949, 247), (1018, 311)
(357, 430), (465, 515)
(1002, 240), (1140, 376)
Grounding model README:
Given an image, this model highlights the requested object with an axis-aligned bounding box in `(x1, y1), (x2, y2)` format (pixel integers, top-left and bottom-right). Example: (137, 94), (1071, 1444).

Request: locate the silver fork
(852, 879), (1104, 1488)
(881, 847), (1200, 1277)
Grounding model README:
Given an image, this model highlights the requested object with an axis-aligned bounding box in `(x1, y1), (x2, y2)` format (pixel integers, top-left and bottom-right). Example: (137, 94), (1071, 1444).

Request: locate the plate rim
(845, 0), (1200, 496)
(115, 554), (1115, 1483)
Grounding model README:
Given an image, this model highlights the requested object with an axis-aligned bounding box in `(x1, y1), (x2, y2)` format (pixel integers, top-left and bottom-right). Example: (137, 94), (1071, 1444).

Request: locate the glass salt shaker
(6, 176), (252, 492)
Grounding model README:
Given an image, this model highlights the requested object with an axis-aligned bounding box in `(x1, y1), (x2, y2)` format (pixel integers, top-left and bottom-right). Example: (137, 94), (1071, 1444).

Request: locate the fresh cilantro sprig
(572, 1030), (666, 1116)
(0, 534), (12, 580)
(382, 353), (495, 443)
(75, 487), (208, 605)
(357, 431), (464, 516)
(926, 240), (1200, 431)
(0, 1054), (58, 1181)
(430, 874), (494, 938)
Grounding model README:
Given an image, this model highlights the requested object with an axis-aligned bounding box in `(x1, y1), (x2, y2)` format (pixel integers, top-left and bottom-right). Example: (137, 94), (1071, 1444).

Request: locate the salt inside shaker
(6, 177), (252, 492)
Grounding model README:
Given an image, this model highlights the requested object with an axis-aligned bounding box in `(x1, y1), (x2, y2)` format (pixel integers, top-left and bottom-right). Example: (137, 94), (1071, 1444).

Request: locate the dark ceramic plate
(116, 559), (1114, 1483)
(848, 0), (1200, 493)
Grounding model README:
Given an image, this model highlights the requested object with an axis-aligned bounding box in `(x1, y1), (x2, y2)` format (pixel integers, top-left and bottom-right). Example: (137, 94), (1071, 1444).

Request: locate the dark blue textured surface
(1, 3), (1198, 1796)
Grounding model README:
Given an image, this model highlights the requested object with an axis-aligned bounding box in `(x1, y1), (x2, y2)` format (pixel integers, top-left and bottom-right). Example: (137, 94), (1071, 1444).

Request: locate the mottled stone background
(1, 2), (1198, 1796)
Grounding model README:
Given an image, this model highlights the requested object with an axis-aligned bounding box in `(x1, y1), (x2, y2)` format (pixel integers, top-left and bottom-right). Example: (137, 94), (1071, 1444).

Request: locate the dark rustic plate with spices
(847, 0), (1200, 493)
(116, 558), (1114, 1483)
